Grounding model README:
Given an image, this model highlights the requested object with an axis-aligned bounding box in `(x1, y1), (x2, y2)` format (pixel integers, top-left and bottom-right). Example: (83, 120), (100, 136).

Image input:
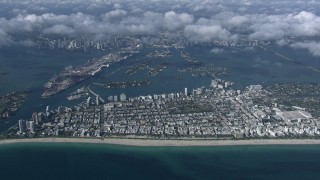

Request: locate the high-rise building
(96, 95), (100, 105)
(108, 96), (113, 102)
(32, 112), (39, 125)
(18, 119), (26, 133)
(26, 121), (34, 133)
(184, 87), (188, 96)
(211, 80), (218, 88)
(120, 93), (126, 101)
(38, 113), (43, 122)
(196, 87), (204, 95)
(38, 113), (42, 122)
(46, 106), (50, 117)
(225, 81), (232, 88)
(87, 97), (91, 107)
(168, 93), (174, 99)
(57, 106), (64, 115)
(153, 94), (158, 100)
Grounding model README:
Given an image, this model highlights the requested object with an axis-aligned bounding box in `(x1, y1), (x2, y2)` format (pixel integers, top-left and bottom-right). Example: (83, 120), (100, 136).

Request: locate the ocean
(0, 143), (320, 180)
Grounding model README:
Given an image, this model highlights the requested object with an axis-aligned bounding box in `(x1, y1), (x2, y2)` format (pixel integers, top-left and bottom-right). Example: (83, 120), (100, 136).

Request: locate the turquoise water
(0, 143), (320, 180)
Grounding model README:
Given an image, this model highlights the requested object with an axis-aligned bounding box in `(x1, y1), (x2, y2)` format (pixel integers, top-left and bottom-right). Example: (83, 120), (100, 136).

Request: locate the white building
(120, 93), (127, 101)
(18, 119), (26, 133)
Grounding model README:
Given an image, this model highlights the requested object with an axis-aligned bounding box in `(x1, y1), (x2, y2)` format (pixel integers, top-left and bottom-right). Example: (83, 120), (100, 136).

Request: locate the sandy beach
(1, 138), (320, 147)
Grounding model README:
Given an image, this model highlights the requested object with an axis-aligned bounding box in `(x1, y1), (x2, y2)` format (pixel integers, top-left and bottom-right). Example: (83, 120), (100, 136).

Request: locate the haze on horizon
(1, 0), (320, 56)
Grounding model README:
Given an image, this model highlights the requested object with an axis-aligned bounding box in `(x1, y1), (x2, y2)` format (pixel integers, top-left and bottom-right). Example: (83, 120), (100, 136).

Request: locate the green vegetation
(265, 83), (320, 117)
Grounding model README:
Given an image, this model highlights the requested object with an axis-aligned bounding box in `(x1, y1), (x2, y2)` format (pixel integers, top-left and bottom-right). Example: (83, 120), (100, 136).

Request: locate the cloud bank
(1, 0), (320, 54)
(291, 41), (320, 56)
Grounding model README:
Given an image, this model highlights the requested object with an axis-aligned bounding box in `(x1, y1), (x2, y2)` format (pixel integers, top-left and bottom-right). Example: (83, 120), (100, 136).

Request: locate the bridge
(87, 86), (105, 104)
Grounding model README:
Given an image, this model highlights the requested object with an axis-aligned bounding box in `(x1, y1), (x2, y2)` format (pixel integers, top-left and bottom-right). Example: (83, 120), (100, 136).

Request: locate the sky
(1, 0), (320, 55)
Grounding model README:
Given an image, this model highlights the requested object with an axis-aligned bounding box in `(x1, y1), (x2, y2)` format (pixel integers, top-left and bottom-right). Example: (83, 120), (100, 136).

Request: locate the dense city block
(12, 80), (320, 140)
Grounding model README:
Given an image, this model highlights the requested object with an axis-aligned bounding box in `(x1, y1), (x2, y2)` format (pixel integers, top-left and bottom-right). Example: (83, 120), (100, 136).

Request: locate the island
(42, 48), (139, 98)
(8, 79), (320, 142)
(0, 91), (30, 119)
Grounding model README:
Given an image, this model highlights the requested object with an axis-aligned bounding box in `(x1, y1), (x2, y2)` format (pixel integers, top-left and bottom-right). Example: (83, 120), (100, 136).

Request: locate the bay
(1, 45), (320, 133)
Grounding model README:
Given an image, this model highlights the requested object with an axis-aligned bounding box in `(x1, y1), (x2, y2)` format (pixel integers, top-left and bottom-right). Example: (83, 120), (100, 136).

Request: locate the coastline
(1, 138), (320, 147)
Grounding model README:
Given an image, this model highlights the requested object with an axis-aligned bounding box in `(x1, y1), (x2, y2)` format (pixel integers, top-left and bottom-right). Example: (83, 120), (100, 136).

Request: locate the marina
(146, 49), (172, 58)
(146, 63), (169, 76)
(178, 64), (229, 77)
(125, 61), (150, 75)
(180, 50), (199, 64)
(95, 80), (152, 89)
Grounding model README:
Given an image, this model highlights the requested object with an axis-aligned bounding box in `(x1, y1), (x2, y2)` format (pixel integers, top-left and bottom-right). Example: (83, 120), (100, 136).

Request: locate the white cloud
(210, 48), (224, 54)
(102, 9), (127, 21)
(43, 24), (75, 35)
(184, 24), (232, 41)
(291, 41), (320, 56)
(163, 11), (193, 31)
(276, 39), (288, 46)
(1, 0), (320, 47)
(15, 39), (36, 47)
(227, 15), (249, 27)
(248, 11), (320, 40)
(0, 29), (13, 46)
(113, 3), (122, 9)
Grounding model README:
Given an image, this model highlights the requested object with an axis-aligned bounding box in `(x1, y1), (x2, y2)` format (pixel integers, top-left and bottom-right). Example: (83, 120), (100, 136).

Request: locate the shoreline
(1, 138), (320, 147)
